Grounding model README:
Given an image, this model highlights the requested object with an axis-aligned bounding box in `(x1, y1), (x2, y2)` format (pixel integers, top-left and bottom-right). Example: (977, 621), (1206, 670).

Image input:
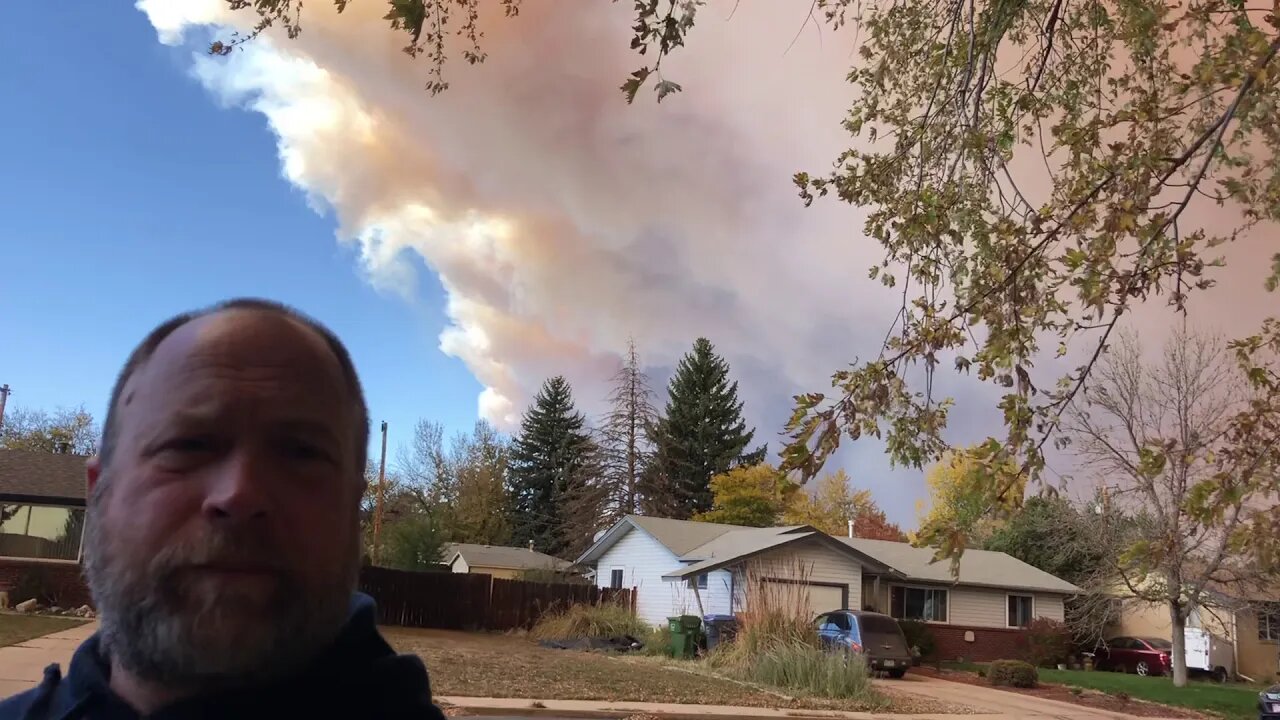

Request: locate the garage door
(762, 581), (846, 618)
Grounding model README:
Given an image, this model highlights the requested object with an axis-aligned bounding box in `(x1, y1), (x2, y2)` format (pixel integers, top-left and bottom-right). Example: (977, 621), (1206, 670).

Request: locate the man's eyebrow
(274, 419), (342, 443)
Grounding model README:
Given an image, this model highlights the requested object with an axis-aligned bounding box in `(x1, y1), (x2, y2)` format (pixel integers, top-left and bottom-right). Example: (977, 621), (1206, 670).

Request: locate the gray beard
(83, 498), (359, 687)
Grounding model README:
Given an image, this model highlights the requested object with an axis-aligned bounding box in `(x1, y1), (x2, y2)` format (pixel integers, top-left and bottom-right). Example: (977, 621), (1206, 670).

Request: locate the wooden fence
(358, 566), (635, 631)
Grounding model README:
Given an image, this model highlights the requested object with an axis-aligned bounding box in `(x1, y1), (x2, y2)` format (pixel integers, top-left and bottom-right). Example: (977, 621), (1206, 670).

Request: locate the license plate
(883, 660), (895, 667)
(1270, 703), (1280, 713)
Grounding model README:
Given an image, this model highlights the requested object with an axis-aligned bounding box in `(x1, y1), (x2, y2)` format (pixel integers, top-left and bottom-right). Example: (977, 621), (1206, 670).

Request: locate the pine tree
(598, 339), (657, 523)
(507, 376), (594, 556)
(650, 338), (765, 518)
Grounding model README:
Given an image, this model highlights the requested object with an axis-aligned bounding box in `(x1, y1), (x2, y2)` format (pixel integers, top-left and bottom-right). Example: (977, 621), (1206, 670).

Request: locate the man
(0, 299), (447, 719)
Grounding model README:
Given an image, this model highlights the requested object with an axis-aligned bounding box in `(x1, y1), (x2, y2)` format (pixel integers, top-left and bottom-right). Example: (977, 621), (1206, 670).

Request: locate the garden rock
(15, 599), (39, 614)
(75, 605), (92, 617)
(48, 606), (63, 615)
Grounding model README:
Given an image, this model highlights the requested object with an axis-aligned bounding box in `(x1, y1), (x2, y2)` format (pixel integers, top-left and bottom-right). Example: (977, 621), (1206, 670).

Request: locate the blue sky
(0, 3), (483, 460)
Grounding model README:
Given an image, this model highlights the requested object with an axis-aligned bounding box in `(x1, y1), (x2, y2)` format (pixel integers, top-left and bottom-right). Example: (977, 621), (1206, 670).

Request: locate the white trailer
(1184, 627), (1234, 681)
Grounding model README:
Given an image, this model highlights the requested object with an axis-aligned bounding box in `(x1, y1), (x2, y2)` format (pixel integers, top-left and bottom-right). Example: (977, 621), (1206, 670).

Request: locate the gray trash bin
(703, 614), (738, 651)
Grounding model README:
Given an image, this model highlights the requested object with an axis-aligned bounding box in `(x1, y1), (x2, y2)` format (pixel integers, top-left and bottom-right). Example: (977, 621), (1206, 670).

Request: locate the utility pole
(372, 420), (388, 564)
(0, 385), (10, 431)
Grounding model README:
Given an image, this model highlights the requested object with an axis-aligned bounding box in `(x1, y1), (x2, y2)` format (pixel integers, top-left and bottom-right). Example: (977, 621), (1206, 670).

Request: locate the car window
(829, 613), (852, 631)
(1143, 638), (1172, 650)
(857, 614), (903, 636)
(1109, 638), (1133, 649)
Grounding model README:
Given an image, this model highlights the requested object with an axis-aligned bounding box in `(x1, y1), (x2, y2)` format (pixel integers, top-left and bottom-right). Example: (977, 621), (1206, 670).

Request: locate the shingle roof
(840, 537), (1082, 594)
(446, 543), (572, 572)
(664, 529), (825, 578)
(680, 525), (808, 561)
(0, 450), (88, 504)
(626, 515), (750, 556)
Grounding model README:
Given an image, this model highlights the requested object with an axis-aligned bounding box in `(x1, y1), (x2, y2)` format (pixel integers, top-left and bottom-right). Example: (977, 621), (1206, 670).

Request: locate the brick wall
(0, 559), (92, 608)
(929, 624), (1026, 662)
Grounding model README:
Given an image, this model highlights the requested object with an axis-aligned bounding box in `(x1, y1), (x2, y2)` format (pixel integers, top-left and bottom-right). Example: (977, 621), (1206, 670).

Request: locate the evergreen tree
(650, 338), (765, 518)
(598, 339), (657, 523)
(508, 376), (594, 556)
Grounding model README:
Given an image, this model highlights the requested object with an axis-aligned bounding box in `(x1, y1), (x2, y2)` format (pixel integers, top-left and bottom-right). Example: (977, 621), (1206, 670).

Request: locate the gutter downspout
(1230, 608), (1244, 680)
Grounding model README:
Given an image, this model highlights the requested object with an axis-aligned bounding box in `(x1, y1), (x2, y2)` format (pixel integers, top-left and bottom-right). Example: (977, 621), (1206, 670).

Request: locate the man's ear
(86, 455), (102, 498)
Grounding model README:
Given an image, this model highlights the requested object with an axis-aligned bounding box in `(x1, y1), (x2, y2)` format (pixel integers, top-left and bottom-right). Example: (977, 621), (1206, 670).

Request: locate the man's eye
(281, 438), (331, 462)
(163, 436), (216, 454)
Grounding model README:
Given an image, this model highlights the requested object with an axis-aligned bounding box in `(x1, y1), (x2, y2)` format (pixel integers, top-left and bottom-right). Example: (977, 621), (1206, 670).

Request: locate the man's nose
(202, 451), (270, 521)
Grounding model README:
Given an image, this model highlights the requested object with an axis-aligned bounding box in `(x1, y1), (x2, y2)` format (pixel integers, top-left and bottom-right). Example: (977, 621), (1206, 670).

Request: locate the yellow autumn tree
(783, 470), (906, 541)
(914, 442), (1025, 554)
(694, 464), (798, 528)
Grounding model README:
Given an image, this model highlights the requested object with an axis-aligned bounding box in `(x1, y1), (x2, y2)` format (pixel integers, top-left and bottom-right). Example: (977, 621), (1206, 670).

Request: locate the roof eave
(888, 577), (1083, 595)
(573, 517), (639, 566)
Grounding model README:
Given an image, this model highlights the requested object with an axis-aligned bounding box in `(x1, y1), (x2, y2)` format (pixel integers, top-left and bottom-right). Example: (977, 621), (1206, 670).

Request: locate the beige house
(1110, 591), (1280, 681)
(578, 515), (1080, 661)
(445, 542), (573, 580)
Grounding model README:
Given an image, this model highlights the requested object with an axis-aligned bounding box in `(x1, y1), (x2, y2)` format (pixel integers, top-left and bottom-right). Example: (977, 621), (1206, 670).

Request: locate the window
(1259, 603), (1280, 642)
(687, 573), (708, 590)
(890, 586), (948, 622)
(827, 612), (852, 631)
(0, 504), (84, 562)
(609, 568), (625, 590)
(1007, 594), (1034, 628)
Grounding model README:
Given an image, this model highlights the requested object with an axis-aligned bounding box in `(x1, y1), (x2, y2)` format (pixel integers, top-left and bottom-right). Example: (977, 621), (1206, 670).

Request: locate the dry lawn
(384, 626), (966, 714)
(0, 614), (87, 648)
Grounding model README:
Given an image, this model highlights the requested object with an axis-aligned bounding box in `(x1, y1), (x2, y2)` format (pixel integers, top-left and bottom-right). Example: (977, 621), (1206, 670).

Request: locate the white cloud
(135, 0), (1273, 524)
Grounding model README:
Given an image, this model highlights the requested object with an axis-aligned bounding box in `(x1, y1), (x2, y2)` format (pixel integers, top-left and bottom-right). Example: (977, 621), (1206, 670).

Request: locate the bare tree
(396, 419), (512, 546)
(1067, 328), (1277, 686)
(0, 406), (99, 455)
(597, 338), (657, 522)
(397, 419), (451, 511)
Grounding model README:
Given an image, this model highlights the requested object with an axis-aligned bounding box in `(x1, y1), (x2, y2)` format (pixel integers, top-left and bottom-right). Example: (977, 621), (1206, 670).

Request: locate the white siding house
(578, 515), (1083, 659)
(581, 517), (892, 626)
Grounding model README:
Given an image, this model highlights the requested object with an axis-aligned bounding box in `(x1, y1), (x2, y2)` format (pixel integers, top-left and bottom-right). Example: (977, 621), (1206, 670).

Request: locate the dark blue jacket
(0, 594), (447, 719)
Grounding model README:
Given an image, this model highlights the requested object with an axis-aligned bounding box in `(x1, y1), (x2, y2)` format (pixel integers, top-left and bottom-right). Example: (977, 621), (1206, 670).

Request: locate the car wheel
(887, 668), (907, 679)
(1211, 667), (1228, 683)
(1135, 661), (1149, 677)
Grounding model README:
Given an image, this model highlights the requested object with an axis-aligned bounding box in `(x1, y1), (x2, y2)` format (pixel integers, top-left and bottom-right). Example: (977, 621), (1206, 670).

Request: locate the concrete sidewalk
(438, 695), (979, 719)
(0, 621), (96, 699)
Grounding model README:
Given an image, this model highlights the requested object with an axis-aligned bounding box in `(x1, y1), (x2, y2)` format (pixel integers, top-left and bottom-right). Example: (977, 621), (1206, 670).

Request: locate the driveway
(874, 673), (1182, 719)
(0, 621), (97, 698)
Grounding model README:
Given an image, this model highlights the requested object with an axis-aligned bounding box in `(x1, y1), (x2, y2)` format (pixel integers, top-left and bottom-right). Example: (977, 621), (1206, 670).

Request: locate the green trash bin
(667, 616), (693, 658)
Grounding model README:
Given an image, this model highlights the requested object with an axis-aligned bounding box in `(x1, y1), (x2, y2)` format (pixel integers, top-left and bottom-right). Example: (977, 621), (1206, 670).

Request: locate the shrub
(707, 559), (880, 703)
(745, 640), (876, 699)
(10, 567), (80, 607)
(897, 620), (936, 662)
(988, 659), (1038, 688)
(529, 602), (648, 641)
(641, 624), (672, 656)
(1017, 618), (1071, 668)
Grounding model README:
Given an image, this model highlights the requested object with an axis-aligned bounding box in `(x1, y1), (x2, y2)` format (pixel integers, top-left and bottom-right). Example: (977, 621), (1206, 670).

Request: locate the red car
(1096, 636), (1173, 676)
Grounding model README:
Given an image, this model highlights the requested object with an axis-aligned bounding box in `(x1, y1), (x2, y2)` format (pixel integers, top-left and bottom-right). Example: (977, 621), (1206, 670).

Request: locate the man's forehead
(120, 309), (348, 409)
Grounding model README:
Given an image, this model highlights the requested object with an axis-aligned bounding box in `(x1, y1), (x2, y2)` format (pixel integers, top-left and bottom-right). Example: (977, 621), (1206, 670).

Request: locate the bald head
(99, 299), (369, 478)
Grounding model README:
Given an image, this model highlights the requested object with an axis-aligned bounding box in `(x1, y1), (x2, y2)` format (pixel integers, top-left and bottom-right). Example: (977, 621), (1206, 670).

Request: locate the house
(1109, 586), (1280, 681)
(577, 515), (1082, 662)
(445, 542), (574, 580)
(0, 449), (92, 606)
(839, 537), (1082, 661)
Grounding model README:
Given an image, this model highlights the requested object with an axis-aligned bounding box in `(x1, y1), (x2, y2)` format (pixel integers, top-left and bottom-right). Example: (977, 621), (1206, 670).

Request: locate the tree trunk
(1169, 602), (1188, 687)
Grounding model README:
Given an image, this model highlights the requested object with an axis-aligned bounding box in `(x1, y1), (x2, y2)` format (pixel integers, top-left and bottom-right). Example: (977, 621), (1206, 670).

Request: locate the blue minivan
(816, 610), (913, 678)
